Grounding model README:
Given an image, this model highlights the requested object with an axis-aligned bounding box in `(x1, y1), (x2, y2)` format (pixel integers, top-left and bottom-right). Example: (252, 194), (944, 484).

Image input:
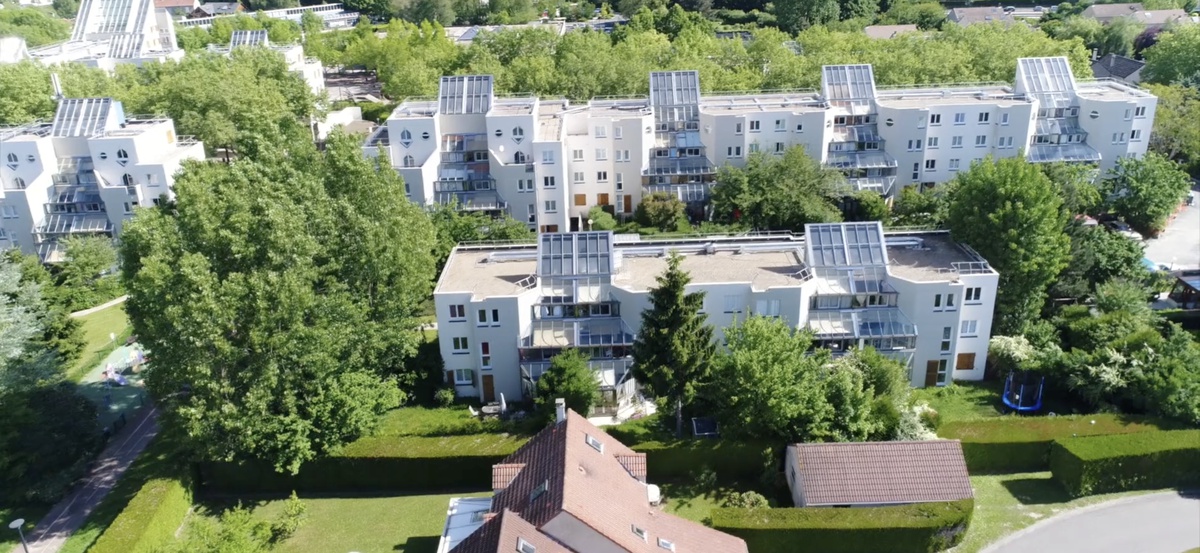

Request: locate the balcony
(826, 151), (898, 170)
(847, 176), (896, 195)
(440, 150), (489, 164)
(34, 213), (114, 241)
(519, 318), (635, 349)
(520, 357), (635, 403)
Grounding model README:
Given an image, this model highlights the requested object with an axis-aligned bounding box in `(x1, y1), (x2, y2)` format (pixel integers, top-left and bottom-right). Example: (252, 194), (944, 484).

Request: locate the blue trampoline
(1002, 371), (1045, 412)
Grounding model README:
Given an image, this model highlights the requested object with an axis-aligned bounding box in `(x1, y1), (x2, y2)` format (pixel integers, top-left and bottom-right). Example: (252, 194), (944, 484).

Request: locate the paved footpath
(983, 491), (1200, 553)
(68, 296), (128, 318)
(11, 406), (159, 553)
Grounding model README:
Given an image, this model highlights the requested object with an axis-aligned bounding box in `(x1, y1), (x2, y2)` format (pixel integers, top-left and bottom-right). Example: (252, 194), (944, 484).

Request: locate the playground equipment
(1001, 371), (1045, 412)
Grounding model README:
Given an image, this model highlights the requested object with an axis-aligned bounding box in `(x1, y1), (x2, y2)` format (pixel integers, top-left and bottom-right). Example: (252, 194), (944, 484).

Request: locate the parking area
(1143, 186), (1200, 271)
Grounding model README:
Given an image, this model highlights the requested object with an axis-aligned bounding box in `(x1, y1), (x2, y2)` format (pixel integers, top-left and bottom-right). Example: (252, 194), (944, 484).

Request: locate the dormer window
(632, 525), (647, 541)
(516, 538), (536, 553)
(530, 480), (548, 502)
(399, 129), (412, 147)
(116, 149), (128, 160)
(585, 434), (603, 453)
(5, 153), (16, 163)
(513, 126), (525, 144)
(658, 538), (676, 551)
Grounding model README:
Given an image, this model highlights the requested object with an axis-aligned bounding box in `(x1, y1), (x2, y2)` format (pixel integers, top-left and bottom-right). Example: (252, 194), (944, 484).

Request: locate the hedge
(939, 414), (1174, 473)
(711, 499), (974, 553)
(89, 477), (192, 553)
(1050, 430), (1200, 497)
(631, 440), (773, 482)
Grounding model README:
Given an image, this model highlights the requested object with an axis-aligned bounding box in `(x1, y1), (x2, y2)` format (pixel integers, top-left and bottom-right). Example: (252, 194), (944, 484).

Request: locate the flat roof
(537, 101), (568, 141)
(438, 249), (537, 298)
(613, 249), (809, 292)
(885, 233), (993, 281)
(875, 89), (1030, 108)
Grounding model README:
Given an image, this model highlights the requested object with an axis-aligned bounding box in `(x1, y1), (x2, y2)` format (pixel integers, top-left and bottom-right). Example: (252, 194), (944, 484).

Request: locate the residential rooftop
(886, 232), (994, 282)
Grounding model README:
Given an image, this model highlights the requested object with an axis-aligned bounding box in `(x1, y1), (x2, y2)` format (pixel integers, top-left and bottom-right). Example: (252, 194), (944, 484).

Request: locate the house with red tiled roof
(785, 441), (973, 508)
(438, 400), (749, 553)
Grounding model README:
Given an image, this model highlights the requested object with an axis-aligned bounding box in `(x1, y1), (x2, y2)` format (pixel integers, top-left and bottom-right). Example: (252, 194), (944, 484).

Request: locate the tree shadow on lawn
(395, 535), (439, 553)
(1000, 477), (1070, 506)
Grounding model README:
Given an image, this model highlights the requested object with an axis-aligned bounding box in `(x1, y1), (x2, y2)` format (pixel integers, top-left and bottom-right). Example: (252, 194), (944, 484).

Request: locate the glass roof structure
(229, 30), (269, 48)
(1036, 118), (1085, 135)
(538, 232), (614, 277)
(51, 99), (120, 138)
(1027, 144), (1102, 163)
(812, 266), (893, 295)
(821, 65), (877, 106)
(649, 71), (701, 108)
(806, 222), (888, 267)
(1015, 57), (1077, 108)
(826, 151), (897, 170)
(807, 308), (917, 339)
(438, 75), (494, 115)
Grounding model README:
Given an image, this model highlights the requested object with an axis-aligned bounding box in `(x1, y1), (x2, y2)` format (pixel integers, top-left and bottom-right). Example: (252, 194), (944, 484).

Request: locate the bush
(724, 491), (769, 509)
(939, 414), (1175, 473)
(711, 499), (974, 553)
(89, 477), (192, 553)
(1050, 430), (1200, 497)
(433, 387), (455, 408)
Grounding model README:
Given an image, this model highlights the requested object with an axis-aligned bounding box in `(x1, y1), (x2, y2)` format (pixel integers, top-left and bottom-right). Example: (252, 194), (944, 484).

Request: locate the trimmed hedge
(939, 414), (1174, 473)
(711, 499), (974, 553)
(1050, 430), (1200, 497)
(631, 440), (773, 482)
(89, 477), (192, 553)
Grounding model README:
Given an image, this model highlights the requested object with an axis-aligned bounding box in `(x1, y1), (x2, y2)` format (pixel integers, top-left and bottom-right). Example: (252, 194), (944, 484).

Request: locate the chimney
(555, 398), (566, 423)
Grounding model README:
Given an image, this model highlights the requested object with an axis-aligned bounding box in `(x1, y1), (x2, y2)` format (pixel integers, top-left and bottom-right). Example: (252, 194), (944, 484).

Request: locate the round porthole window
(495, 129), (503, 137)
(421, 131), (430, 140)
(885, 118), (894, 127)
(99, 152), (108, 160)
(26, 155), (35, 163)
(1090, 110), (1100, 119)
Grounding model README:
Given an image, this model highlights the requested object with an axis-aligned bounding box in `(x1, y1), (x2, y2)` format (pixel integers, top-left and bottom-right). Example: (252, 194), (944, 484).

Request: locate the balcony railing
(519, 318), (636, 349)
(434, 178), (495, 193)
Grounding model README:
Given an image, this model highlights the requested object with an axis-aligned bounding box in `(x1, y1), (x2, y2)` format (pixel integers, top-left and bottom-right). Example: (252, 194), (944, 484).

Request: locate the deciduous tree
(534, 349), (600, 420)
(1142, 24), (1200, 85)
(711, 148), (845, 230)
(1100, 153), (1192, 234)
(1145, 83), (1200, 171)
(632, 252), (715, 437)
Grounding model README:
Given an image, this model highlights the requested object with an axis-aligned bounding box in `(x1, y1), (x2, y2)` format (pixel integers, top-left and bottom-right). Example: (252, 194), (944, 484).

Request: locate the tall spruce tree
(632, 252), (715, 437)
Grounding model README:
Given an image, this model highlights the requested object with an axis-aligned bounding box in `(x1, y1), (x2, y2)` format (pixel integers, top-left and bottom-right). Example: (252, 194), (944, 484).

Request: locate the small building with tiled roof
(785, 440), (973, 507)
(439, 401), (749, 553)
(1091, 53), (1146, 84)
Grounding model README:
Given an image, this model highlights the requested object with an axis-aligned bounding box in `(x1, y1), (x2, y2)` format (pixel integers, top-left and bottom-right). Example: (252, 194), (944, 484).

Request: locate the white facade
(15, 0), (185, 70)
(0, 98), (204, 261)
(176, 3), (359, 29)
(433, 223), (999, 410)
(365, 57), (1156, 228)
(208, 30), (325, 95)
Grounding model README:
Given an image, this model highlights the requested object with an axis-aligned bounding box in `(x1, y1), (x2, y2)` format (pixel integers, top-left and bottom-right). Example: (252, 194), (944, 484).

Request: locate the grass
(911, 379), (1090, 425)
(68, 303), (132, 382)
(0, 504), (50, 551)
(947, 472), (1160, 553)
(939, 413), (1177, 443)
(657, 480), (771, 524)
(58, 435), (183, 553)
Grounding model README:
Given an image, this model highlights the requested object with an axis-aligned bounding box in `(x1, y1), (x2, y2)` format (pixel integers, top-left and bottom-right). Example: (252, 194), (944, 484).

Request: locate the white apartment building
(0, 97), (204, 261)
(207, 30), (325, 95)
(16, 0), (185, 70)
(176, 3), (359, 29)
(433, 222), (998, 415)
(365, 57), (1156, 230)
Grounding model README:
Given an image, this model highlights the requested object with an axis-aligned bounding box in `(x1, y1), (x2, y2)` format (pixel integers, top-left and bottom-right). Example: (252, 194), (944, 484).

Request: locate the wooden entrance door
(482, 374), (495, 403)
(925, 360), (940, 387)
(623, 195), (633, 213)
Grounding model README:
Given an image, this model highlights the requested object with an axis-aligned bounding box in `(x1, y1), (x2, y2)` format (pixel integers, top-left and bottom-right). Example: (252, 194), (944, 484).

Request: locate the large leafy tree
(1100, 153), (1192, 234)
(1142, 24), (1200, 85)
(2, 250), (86, 366)
(429, 201), (532, 269)
(947, 156), (1070, 335)
(634, 192), (689, 232)
(0, 6), (71, 47)
(632, 252), (715, 437)
(120, 133), (437, 473)
(1146, 84), (1200, 171)
(534, 349), (600, 421)
(1049, 223), (1148, 302)
(711, 147), (846, 231)
(774, 0), (840, 34)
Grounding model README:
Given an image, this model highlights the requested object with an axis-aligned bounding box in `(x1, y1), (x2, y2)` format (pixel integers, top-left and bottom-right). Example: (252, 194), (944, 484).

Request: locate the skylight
(658, 538), (676, 551)
(517, 538), (536, 553)
(585, 434), (604, 453)
(529, 479), (548, 502)
(632, 525), (647, 541)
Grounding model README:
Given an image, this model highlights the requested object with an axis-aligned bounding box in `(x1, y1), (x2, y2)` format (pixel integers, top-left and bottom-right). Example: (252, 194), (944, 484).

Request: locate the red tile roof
(492, 463), (525, 492)
(452, 410), (748, 553)
(789, 440), (973, 506)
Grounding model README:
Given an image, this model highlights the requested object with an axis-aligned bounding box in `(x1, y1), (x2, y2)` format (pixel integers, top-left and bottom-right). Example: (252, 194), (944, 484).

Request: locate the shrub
(1050, 429), (1200, 497)
(711, 499), (974, 553)
(270, 492), (308, 542)
(939, 414), (1175, 473)
(433, 387), (455, 408)
(89, 477), (192, 553)
(630, 440), (774, 482)
(724, 491), (769, 509)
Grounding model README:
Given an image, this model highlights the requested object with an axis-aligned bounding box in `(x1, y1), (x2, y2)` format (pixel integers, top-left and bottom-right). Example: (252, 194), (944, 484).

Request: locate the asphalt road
(983, 492), (1200, 553)
(11, 407), (159, 553)
(1144, 187), (1200, 271)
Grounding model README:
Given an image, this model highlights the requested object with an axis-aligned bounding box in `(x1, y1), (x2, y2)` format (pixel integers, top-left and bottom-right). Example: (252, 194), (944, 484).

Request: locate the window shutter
(445, 370), (454, 385)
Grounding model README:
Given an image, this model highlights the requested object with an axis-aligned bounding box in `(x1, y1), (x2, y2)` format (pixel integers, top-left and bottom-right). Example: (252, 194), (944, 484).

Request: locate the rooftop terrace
(885, 233), (994, 281)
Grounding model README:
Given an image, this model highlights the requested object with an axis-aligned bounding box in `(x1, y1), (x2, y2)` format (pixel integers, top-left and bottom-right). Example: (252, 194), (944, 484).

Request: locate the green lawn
(911, 380), (1081, 424)
(69, 303), (132, 382)
(0, 504), (50, 551)
(658, 480), (771, 525)
(948, 472), (1159, 553)
(219, 492), (488, 553)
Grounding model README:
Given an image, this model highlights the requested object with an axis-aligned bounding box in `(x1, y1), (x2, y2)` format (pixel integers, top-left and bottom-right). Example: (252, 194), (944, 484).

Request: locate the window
(632, 525), (647, 541)
(723, 295), (742, 313)
(928, 137), (939, 149)
(615, 174), (623, 190)
(11, 178), (26, 190)
(123, 202), (132, 214)
(946, 293), (955, 308)
(960, 320), (978, 337)
(541, 151), (554, 163)
(795, 123), (804, 132)
(951, 136), (963, 148)
(965, 287), (982, 303)
(775, 119), (786, 131)
(978, 113), (990, 123)
(572, 149), (584, 161)
(755, 299), (780, 317)
(907, 139), (922, 151)
(749, 120), (761, 132)
(518, 179), (533, 192)
(775, 142), (785, 153)
(614, 126), (623, 139)
(1134, 106), (1146, 117)
(453, 369), (473, 385)
(517, 538), (536, 553)
(934, 294), (942, 309)
(940, 327), (952, 352)
(936, 359), (949, 385)
(530, 480), (548, 502)
(572, 171), (585, 183)
(5, 153), (16, 163)
(452, 337), (469, 353)
(930, 113), (941, 125)
(513, 126), (525, 141)
(912, 162), (919, 180)
(1112, 132), (1127, 144)
(749, 143), (760, 154)
(658, 538), (676, 552)
(589, 171), (604, 183)
(585, 434), (603, 452)
(543, 176), (556, 188)
(735, 122), (743, 134)
(925, 159), (936, 171)
(975, 135), (987, 147)
(617, 150), (630, 162)
(476, 309), (500, 326)
(116, 149), (129, 161)
(594, 126), (606, 138)
(120, 173), (134, 186)
(402, 155), (415, 167)
(574, 194), (587, 206)
(949, 158), (961, 171)
(1130, 130), (1142, 141)
(953, 113), (965, 125)
(1001, 113), (1009, 125)
(527, 204), (536, 223)
(727, 146), (742, 157)
(449, 304), (466, 320)
(594, 148), (607, 161)
(0, 206), (16, 219)
(997, 136), (1013, 149)
(544, 200), (557, 213)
